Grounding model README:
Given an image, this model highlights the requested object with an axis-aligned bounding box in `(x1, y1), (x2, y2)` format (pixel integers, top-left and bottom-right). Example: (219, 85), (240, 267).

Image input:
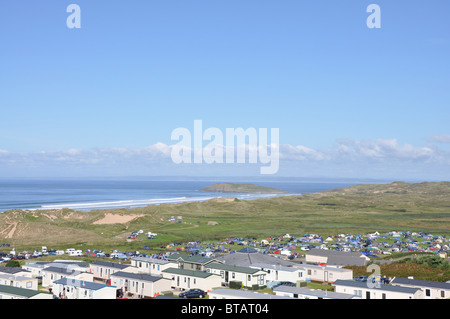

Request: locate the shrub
(229, 281), (242, 289)
(5, 260), (21, 268)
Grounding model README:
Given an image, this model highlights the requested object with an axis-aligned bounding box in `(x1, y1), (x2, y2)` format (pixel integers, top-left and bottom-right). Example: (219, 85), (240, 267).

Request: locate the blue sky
(0, 0), (449, 180)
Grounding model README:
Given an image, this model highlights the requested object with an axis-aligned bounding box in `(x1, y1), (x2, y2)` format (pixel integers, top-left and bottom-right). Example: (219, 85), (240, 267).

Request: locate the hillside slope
(1, 181), (449, 249)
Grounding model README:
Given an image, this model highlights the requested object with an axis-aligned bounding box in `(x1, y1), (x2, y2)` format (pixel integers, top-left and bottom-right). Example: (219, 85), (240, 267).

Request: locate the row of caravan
(64, 248), (83, 256)
(6, 247), (83, 258)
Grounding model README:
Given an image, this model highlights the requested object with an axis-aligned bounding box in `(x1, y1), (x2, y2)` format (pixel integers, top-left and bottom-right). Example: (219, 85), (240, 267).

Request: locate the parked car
(353, 276), (368, 282)
(272, 281), (296, 288)
(179, 289), (206, 299)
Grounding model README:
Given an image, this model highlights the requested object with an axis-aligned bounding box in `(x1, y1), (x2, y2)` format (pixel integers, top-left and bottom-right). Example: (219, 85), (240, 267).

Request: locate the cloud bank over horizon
(1, 138), (449, 181)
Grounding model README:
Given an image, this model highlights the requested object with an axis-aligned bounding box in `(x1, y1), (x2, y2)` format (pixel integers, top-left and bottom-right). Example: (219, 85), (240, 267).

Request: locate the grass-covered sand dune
(1, 181), (450, 251)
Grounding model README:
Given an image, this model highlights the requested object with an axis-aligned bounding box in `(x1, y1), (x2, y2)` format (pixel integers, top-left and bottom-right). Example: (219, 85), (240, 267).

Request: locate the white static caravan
(161, 268), (222, 292)
(273, 285), (356, 299)
(0, 274), (39, 291)
(110, 271), (172, 298)
(390, 277), (450, 299)
(89, 261), (138, 282)
(52, 277), (117, 299)
(333, 280), (423, 299)
(130, 257), (173, 276)
(293, 263), (353, 284)
(209, 288), (293, 300)
(0, 285), (53, 299)
(41, 266), (93, 289)
(249, 263), (306, 285)
(205, 263), (267, 289)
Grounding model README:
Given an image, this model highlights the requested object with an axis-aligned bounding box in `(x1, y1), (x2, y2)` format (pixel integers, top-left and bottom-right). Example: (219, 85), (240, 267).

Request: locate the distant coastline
(200, 182), (288, 194)
(0, 179), (359, 212)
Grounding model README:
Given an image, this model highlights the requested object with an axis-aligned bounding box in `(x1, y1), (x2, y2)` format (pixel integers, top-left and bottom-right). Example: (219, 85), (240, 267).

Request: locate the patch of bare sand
(5, 223), (18, 238)
(92, 213), (145, 225)
(41, 213), (58, 222)
(206, 197), (236, 203)
(63, 212), (86, 220)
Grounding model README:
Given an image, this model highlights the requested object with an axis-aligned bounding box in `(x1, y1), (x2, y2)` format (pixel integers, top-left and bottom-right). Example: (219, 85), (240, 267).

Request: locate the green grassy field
(1, 181), (450, 253)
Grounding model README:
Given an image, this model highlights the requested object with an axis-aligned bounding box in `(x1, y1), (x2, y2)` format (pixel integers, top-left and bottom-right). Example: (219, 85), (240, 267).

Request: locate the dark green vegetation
(348, 255), (450, 282)
(200, 182), (287, 193)
(1, 181), (449, 253)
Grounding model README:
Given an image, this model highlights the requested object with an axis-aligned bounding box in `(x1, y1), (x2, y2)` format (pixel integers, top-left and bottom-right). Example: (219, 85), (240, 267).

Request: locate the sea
(0, 178), (387, 213)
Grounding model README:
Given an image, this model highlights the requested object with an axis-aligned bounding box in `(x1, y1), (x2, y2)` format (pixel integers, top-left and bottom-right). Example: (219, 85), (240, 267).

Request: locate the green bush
(5, 260), (21, 268)
(249, 284), (266, 291)
(412, 256), (449, 269)
(229, 281), (242, 289)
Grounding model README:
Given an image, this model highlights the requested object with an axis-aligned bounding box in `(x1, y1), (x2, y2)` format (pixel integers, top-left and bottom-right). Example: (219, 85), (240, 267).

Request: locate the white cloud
(331, 138), (436, 162)
(0, 138), (449, 179)
(279, 144), (328, 161)
(427, 134), (450, 144)
(0, 140), (443, 165)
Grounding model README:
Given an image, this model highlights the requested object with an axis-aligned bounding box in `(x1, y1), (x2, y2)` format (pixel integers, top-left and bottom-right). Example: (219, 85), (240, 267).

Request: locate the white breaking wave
(39, 196), (196, 210)
(33, 193), (297, 212)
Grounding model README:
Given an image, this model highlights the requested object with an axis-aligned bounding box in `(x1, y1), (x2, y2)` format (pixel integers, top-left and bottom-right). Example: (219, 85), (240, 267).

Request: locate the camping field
(1, 181), (450, 253)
